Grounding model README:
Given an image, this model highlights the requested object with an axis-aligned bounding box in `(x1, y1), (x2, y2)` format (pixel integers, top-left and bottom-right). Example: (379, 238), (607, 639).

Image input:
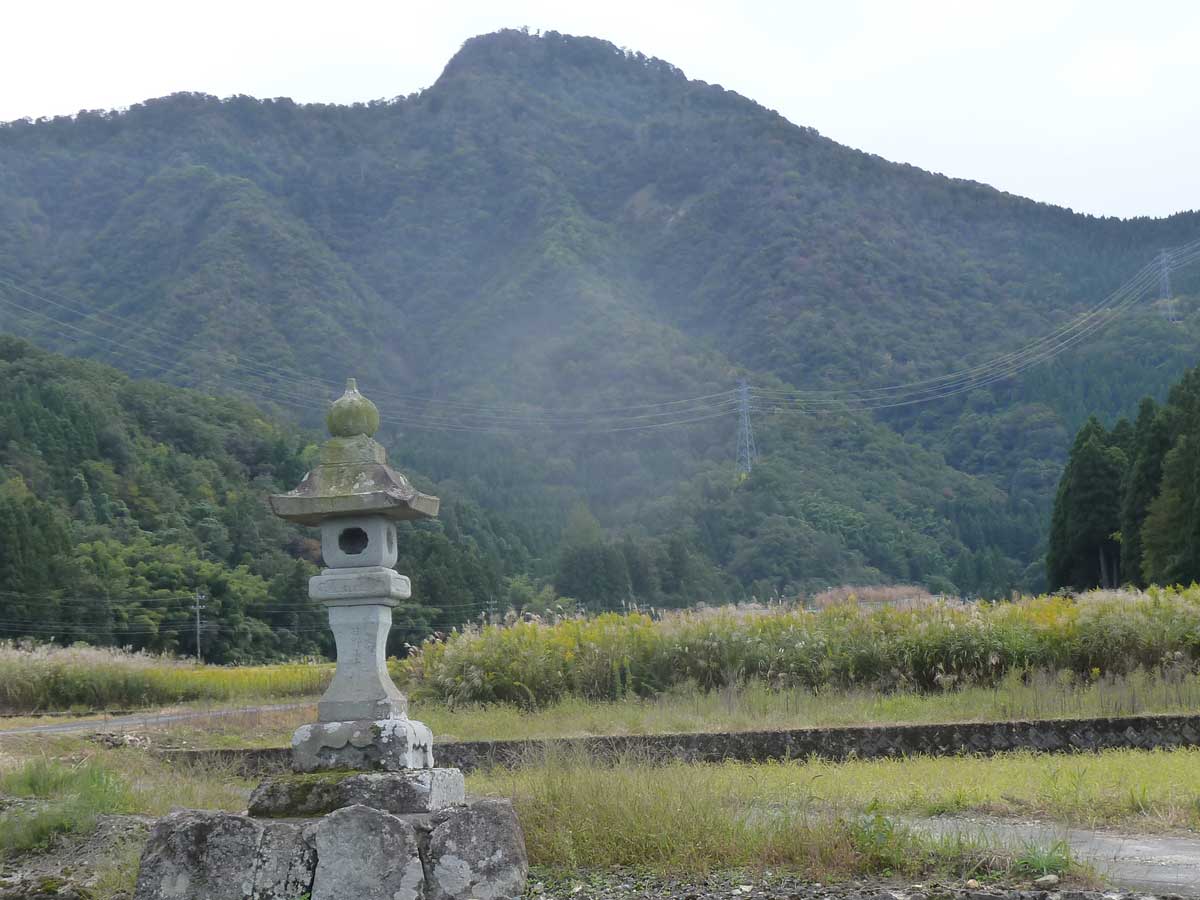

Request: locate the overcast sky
(4, 0), (1197, 219)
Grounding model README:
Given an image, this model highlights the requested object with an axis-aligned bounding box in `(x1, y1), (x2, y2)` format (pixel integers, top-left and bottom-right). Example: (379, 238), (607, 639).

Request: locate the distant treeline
(1048, 363), (1200, 590)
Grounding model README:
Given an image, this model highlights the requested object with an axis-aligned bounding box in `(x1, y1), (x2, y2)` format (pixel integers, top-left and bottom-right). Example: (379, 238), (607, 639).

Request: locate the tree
(1140, 438), (1200, 585)
(554, 540), (631, 611)
(1119, 398), (1171, 586)
(1046, 418), (1127, 590)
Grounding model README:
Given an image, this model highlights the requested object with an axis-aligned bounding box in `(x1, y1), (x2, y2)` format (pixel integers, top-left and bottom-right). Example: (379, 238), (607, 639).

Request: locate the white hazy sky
(4, 0), (1197, 220)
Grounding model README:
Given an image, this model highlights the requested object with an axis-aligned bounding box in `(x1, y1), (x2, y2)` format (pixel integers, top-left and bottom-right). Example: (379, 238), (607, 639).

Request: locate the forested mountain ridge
(0, 339), (515, 660)
(1, 28), (1198, 606)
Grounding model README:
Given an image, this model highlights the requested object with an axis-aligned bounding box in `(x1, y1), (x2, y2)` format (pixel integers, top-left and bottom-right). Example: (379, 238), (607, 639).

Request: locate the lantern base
(291, 718), (434, 773)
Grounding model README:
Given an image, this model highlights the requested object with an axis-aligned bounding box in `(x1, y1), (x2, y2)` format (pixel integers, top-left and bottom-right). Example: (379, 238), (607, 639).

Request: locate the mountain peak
(438, 28), (684, 86)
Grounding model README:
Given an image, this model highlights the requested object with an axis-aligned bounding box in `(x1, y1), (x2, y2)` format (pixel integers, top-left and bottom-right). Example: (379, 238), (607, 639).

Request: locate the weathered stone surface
(325, 378), (380, 439)
(133, 810), (314, 900)
(427, 798), (528, 900)
(292, 718), (434, 772)
(318, 516), (400, 569)
(310, 804), (424, 900)
(310, 565), (410, 604)
(163, 711), (1200, 777)
(268, 381), (439, 527)
(249, 768), (465, 817)
(313, 598), (409, 721)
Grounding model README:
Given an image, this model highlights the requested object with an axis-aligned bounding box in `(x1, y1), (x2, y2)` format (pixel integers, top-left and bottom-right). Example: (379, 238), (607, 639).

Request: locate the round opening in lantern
(338, 527), (370, 555)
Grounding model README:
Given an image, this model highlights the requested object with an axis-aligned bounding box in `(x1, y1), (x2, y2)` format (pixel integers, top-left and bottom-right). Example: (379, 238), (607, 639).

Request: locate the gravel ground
(0, 815), (152, 900)
(528, 868), (1190, 900)
(1, 834), (1193, 900)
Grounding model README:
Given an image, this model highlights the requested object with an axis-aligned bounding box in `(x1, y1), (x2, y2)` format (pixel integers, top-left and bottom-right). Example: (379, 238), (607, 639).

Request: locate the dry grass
(468, 744), (1200, 845)
(0, 641), (331, 715)
(465, 746), (1096, 878)
(3, 734), (1159, 888)
(137, 665), (1200, 750)
(402, 587), (1200, 706)
(810, 584), (945, 610)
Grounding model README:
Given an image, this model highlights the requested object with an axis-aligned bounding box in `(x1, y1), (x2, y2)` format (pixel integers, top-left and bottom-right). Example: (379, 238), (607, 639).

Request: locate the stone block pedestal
(248, 768), (465, 818)
(291, 718), (435, 772)
(134, 780), (527, 900)
(133, 797), (527, 900)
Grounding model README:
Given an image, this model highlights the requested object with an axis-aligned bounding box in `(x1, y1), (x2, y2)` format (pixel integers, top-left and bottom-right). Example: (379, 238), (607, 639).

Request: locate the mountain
(1, 28), (1198, 604)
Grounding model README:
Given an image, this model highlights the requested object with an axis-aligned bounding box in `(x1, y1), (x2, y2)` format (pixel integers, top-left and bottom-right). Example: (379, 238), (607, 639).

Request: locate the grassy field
(6, 588), (1200, 719)
(4, 588), (1200, 896)
(0, 737), (1122, 893)
(140, 665), (1200, 750)
(0, 642), (330, 714)
(400, 588), (1200, 706)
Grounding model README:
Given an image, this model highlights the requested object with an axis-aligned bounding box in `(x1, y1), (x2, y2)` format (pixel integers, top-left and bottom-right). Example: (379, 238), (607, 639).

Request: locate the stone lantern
(133, 378), (528, 900)
(269, 378), (441, 771)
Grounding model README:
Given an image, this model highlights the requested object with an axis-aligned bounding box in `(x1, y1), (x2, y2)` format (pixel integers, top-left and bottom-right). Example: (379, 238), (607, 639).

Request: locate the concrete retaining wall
(157, 713), (1200, 775)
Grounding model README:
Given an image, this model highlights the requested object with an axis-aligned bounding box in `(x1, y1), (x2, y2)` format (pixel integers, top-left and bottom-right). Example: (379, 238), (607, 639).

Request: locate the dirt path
(0, 702), (307, 737)
(907, 814), (1200, 893)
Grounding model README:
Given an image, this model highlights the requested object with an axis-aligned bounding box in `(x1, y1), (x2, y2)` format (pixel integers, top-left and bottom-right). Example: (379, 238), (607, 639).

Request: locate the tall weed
(402, 588), (1200, 706)
(0, 641), (330, 714)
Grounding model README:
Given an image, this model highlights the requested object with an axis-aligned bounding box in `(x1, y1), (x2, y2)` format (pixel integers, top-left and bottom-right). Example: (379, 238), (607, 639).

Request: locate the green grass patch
(466, 747), (1089, 879)
(0, 757), (132, 855)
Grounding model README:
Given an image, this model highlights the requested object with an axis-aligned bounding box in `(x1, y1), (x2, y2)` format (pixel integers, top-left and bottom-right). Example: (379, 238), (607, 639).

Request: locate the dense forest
(1, 28), (1199, 639)
(1048, 363), (1200, 591)
(0, 339), (516, 661)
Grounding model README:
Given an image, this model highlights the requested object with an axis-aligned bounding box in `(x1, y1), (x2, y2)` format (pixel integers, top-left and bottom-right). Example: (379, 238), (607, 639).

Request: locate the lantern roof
(268, 379), (440, 526)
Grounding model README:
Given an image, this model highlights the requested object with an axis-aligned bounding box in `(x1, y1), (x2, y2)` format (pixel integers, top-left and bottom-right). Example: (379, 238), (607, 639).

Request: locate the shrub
(400, 587), (1200, 706)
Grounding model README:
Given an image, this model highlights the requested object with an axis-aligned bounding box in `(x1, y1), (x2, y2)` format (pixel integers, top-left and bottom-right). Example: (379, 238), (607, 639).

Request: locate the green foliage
(1120, 398), (1171, 583)
(1052, 364), (1200, 589)
(0, 339), (513, 661)
(400, 588), (1200, 707)
(1046, 418), (1127, 590)
(2, 29), (1200, 607)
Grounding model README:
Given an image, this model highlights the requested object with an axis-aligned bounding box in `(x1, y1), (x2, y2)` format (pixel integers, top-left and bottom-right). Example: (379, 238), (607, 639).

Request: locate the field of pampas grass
(0, 641), (330, 714)
(399, 587), (1200, 707)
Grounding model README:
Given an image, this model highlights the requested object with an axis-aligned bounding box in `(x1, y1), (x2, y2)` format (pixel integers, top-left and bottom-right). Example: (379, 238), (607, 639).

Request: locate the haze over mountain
(2, 28), (1198, 612)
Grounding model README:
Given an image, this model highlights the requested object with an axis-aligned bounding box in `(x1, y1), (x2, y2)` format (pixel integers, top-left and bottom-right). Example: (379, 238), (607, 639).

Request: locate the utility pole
(192, 591), (207, 663)
(1159, 249), (1179, 324)
(735, 379), (758, 476)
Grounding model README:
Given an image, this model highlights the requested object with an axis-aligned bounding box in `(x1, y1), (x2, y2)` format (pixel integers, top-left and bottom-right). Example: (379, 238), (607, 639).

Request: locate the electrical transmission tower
(1160, 249), (1180, 324)
(736, 380), (758, 476)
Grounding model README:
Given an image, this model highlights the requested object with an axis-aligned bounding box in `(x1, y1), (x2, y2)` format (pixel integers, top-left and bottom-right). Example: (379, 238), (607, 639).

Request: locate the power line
(0, 240), (1196, 440)
(0, 590), (195, 607)
(753, 245), (1200, 411)
(1160, 248), (1180, 324)
(0, 283), (740, 434)
(0, 273), (738, 425)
